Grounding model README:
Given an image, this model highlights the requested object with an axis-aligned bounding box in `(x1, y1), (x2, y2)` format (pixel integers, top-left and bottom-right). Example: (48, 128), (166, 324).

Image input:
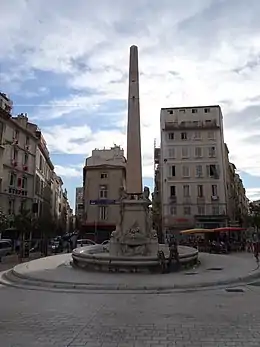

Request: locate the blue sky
(1, 0), (260, 209)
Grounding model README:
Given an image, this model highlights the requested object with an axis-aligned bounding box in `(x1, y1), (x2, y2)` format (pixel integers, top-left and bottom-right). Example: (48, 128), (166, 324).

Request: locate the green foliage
(0, 210), (9, 232)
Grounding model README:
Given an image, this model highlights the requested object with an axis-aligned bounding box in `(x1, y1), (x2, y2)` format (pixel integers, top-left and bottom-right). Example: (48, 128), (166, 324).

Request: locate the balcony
(169, 195), (177, 203)
(211, 195), (219, 201)
(183, 197), (191, 204)
(164, 119), (219, 131)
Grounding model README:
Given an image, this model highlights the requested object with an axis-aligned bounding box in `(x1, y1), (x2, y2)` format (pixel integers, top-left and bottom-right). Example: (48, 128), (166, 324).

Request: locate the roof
(161, 105), (221, 111)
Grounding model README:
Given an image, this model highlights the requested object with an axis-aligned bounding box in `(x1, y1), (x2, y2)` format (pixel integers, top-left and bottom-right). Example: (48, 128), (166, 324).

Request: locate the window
(204, 108), (210, 113)
(195, 147), (202, 158)
(196, 165), (203, 177)
(208, 131), (215, 140)
(22, 177), (27, 189)
(197, 206), (205, 215)
(194, 131), (201, 139)
(168, 133), (174, 140)
(14, 129), (19, 140)
(8, 200), (15, 215)
(182, 147), (189, 158)
(17, 177), (22, 187)
(99, 206), (108, 220)
(208, 146), (216, 157)
(183, 185), (190, 197)
(9, 172), (16, 186)
(100, 172), (108, 179)
(170, 185), (176, 197)
(0, 121), (3, 143)
(181, 132), (187, 140)
(169, 110), (173, 115)
(168, 147), (175, 158)
(207, 164), (219, 178)
(39, 156), (43, 171)
(212, 184), (218, 196)
(192, 109), (197, 113)
(24, 153), (28, 165)
(25, 136), (30, 145)
(169, 165), (176, 177)
(184, 206), (191, 215)
(20, 200), (26, 213)
(169, 206), (176, 215)
(35, 175), (40, 194)
(197, 185), (204, 197)
(212, 205), (219, 215)
(99, 185), (108, 198)
(13, 148), (18, 160)
(179, 109), (186, 113)
(182, 165), (190, 177)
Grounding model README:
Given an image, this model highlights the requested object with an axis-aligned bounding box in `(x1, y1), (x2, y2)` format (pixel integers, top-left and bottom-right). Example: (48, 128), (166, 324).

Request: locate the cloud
(54, 165), (82, 178)
(2, 0), (260, 199)
(246, 188), (260, 202)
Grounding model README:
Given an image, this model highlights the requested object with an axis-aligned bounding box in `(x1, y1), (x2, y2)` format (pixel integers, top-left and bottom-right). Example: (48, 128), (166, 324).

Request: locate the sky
(1, 0), (260, 209)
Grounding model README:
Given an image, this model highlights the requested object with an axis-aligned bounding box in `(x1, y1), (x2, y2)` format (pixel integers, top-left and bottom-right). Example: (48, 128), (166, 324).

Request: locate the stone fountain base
(72, 243), (198, 273)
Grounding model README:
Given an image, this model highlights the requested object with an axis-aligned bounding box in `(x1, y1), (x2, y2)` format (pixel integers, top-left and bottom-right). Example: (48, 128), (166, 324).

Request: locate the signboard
(89, 200), (119, 205)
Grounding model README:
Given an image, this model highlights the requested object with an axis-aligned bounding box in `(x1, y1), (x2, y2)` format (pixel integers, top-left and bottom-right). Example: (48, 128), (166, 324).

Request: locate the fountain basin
(72, 244), (198, 273)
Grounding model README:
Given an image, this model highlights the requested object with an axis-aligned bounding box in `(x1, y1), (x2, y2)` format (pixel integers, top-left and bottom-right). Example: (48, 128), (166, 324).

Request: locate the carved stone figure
(143, 186), (150, 200)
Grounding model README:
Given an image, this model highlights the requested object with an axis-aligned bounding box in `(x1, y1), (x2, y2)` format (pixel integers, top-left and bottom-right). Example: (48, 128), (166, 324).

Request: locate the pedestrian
(253, 241), (260, 267)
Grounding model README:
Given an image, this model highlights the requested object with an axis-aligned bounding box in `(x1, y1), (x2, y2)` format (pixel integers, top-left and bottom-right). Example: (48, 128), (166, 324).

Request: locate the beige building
(50, 172), (63, 220)
(75, 187), (84, 223)
(0, 99), (71, 229)
(34, 130), (54, 218)
(160, 105), (229, 235)
(0, 110), (38, 216)
(83, 145), (126, 241)
(225, 144), (248, 225)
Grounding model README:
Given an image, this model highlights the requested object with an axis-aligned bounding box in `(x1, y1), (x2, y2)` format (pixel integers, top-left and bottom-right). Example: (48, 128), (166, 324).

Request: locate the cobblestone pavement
(0, 285), (260, 346)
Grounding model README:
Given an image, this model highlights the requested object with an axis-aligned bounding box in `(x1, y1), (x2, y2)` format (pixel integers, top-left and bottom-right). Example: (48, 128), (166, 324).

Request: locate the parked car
(0, 240), (13, 258)
(76, 239), (96, 247)
(50, 240), (63, 253)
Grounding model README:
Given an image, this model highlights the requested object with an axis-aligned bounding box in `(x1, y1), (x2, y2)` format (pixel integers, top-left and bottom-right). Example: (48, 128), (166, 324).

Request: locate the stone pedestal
(110, 194), (158, 257)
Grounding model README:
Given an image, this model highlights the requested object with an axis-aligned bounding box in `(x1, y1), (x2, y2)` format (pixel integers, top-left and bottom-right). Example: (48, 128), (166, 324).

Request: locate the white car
(76, 239), (96, 248)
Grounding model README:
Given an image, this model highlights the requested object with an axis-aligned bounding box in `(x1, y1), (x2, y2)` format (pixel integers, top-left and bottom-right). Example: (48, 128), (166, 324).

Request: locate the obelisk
(126, 45), (143, 194)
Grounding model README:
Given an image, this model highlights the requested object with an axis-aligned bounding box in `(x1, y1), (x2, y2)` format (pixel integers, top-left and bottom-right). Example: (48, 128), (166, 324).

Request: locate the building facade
(160, 105), (229, 236)
(0, 99), (71, 229)
(75, 187), (84, 223)
(0, 111), (38, 216)
(225, 144), (248, 225)
(83, 145), (126, 241)
(34, 130), (54, 219)
(0, 92), (13, 113)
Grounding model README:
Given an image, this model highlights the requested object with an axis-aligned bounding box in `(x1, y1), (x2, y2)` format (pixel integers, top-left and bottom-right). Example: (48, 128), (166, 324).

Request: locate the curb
(1, 265), (260, 293)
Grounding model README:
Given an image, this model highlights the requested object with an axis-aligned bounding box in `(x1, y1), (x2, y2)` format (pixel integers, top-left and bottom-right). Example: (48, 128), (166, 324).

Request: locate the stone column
(126, 45), (143, 194)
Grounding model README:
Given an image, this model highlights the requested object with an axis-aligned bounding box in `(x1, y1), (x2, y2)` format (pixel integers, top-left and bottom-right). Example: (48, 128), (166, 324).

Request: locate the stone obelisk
(126, 45), (143, 194)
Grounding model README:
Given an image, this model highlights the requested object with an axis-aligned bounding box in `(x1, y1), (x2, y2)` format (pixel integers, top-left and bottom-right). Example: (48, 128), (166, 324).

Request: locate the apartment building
(34, 130), (54, 218)
(75, 187), (84, 222)
(160, 105), (229, 235)
(50, 172), (63, 220)
(83, 145), (126, 241)
(224, 144), (248, 225)
(0, 111), (38, 216)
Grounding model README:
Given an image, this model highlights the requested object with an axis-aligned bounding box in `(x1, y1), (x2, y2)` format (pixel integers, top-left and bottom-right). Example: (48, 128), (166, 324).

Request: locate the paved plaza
(1, 267), (260, 346)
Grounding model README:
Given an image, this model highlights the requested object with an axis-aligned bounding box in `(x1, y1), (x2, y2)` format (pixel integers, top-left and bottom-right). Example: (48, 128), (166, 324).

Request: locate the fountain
(72, 46), (198, 272)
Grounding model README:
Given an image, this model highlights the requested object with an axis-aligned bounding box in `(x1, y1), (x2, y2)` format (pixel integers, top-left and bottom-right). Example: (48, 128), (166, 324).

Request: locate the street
(0, 281), (260, 346)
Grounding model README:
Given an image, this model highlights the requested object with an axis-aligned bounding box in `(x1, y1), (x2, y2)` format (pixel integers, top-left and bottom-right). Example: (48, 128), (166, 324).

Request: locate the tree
(0, 210), (9, 235)
(13, 209), (33, 240)
(248, 202), (260, 233)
